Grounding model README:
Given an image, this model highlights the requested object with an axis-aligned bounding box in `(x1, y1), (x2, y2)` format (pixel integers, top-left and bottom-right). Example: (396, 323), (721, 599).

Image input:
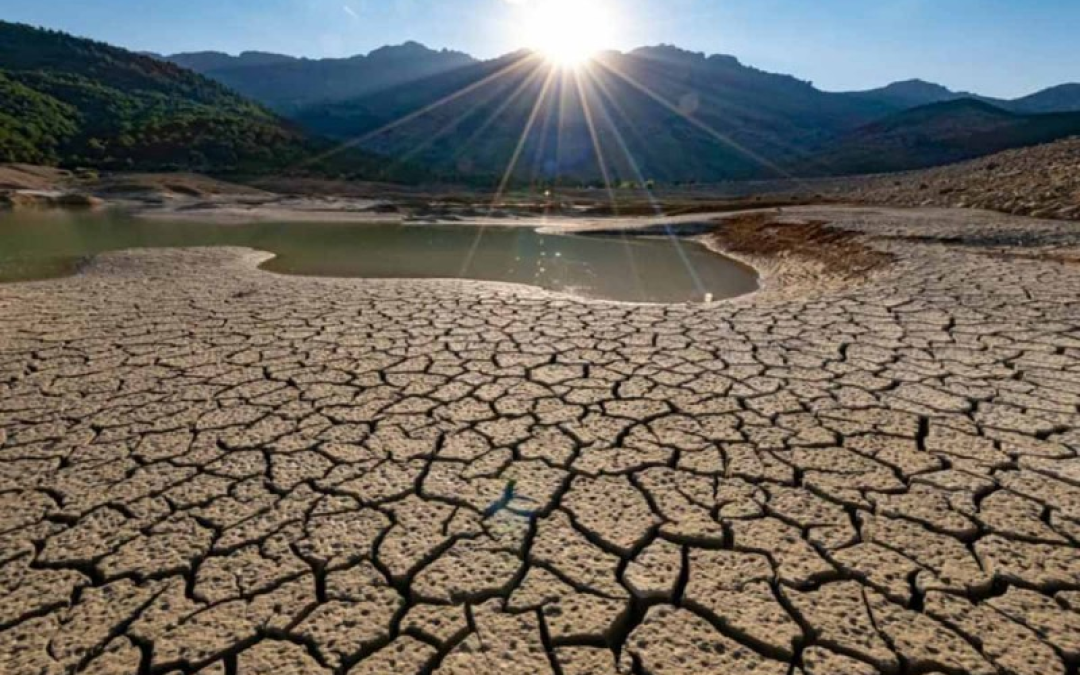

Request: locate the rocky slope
(833, 137), (1080, 220)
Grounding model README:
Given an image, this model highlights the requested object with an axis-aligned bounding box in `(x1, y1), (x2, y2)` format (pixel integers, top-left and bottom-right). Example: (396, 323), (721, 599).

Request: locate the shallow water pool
(0, 210), (757, 303)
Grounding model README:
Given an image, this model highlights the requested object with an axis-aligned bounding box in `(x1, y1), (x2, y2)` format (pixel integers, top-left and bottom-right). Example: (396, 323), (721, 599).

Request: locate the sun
(518, 0), (616, 67)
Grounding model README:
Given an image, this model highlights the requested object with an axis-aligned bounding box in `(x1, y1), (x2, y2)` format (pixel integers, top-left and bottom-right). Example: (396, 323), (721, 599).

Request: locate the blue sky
(1, 0), (1077, 97)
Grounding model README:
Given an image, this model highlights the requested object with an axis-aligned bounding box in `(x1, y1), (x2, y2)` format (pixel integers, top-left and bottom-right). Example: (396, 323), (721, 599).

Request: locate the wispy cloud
(343, 4), (358, 19)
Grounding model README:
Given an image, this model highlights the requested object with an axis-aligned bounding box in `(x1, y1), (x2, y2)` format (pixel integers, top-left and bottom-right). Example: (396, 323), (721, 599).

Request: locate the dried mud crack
(1, 206), (1079, 675)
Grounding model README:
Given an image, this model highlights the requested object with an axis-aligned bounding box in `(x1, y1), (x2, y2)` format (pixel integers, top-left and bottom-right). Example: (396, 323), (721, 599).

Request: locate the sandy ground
(1, 206), (1079, 675)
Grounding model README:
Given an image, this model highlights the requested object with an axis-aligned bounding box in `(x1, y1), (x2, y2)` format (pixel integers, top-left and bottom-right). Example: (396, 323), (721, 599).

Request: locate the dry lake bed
(1, 206), (1079, 675)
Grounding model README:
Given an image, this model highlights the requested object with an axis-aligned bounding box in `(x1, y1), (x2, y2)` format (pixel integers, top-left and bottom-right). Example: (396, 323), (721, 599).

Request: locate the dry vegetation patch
(707, 213), (893, 278)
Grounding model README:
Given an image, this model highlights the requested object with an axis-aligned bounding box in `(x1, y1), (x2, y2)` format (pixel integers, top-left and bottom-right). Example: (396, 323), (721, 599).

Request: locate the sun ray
(554, 71), (574, 190)
(456, 66), (559, 279)
(577, 66), (711, 298)
(592, 56), (807, 184)
(579, 68), (656, 208)
(571, 68), (651, 301)
(388, 58), (549, 170)
(585, 65), (665, 196)
(629, 55), (831, 171)
(492, 67), (560, 208)
(523, 69), (561, 188)
(301, 52), (543, 167)
(447, 62), (553, 170)
(572, 69), (618, 213)
(580, 66), (709, 298)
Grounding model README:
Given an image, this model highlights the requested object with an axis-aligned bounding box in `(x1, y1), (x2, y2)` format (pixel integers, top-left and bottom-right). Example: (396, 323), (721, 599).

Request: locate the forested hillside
(0, 21), (414, 179)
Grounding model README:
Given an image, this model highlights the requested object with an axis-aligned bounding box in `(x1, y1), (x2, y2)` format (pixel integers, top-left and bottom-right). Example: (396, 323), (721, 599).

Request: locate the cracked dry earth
(2, 206), (1080, 675)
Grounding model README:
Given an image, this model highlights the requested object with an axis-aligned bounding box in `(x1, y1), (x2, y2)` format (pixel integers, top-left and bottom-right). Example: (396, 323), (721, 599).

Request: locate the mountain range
(844, 79), (1080, 114)
(163, 42), (1080, 181)
(282, 45), (1080, 181)
(165, 44), (1080, 119)
(4, 21), (1080, 183)
(159, 43), (476, 113)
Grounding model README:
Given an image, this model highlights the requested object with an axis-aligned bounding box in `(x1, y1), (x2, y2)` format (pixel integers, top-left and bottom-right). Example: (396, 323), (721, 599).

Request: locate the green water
(0, 209), (757, 303)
